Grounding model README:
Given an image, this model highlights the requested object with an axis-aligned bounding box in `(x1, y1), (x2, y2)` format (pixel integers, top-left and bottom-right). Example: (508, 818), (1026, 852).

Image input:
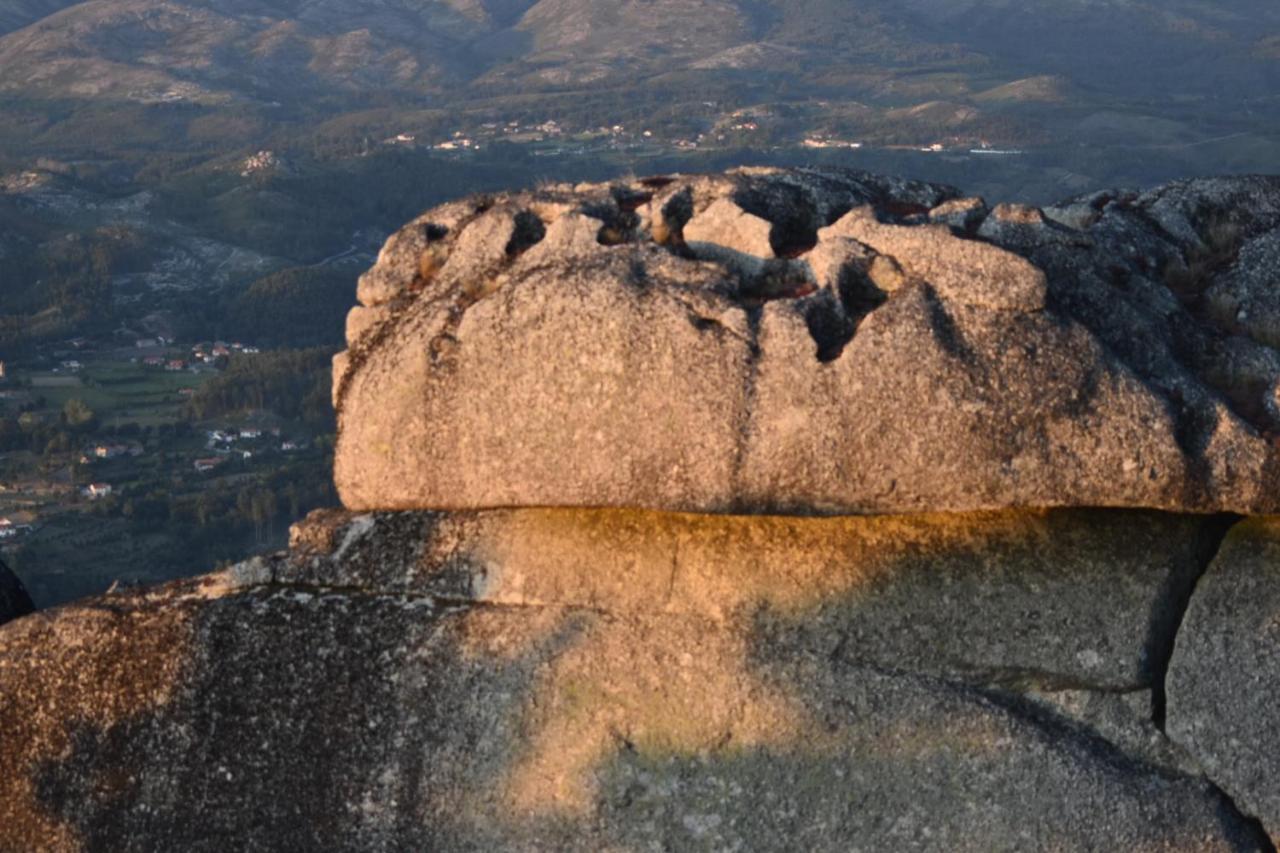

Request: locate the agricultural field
(27, 361), (200, 426)
(0, 343), (336, 606)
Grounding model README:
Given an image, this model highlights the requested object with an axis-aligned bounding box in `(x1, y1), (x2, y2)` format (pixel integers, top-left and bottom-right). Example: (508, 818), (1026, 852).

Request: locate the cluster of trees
(11, 452), (338, 605)
(0, 397), (109, 455)
(0, 223), (153, 350)
(184, 348), (335, 426)
(222, 267), (353, 348)
(154, 143), (609, 264)
(90, 457), (335, 546)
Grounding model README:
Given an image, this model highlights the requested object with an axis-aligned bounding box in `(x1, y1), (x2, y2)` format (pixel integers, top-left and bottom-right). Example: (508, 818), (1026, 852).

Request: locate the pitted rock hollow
(334, 167), (1280, 516)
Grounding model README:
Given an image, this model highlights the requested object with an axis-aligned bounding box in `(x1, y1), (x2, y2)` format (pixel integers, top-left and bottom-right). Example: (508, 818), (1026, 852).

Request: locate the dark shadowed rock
(0, 558), (34, 626)
(278, 507), (1224, 691)
(334, 167), (1280, 515)
(1022, 687), (1199, 776)
(1168, 518), (1280, 843)
(0, 508), (1267, 851)
(1205, 225), (1280, 350)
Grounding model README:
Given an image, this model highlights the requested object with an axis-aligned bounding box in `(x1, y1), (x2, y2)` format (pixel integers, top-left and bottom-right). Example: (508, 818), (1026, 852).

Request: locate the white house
(85, 483), (113, 499)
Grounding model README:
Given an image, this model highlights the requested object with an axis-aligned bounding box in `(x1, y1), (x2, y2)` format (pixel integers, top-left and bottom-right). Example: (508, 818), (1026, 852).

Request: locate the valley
(0, 337), (335, 607)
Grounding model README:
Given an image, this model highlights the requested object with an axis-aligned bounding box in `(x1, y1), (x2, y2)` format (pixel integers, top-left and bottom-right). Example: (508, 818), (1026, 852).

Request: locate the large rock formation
(334, 168), (1280, 515)
(5, 168), (1280, 850)
(0, 509), (1268, 850)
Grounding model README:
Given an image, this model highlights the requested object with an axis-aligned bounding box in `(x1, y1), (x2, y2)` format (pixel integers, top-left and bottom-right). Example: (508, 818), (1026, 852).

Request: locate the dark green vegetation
(0, 217), (148, 352)
(185, 350), (334, 423)
(0, 147), (623, 350)
(220, 269), (354, 349)
(0, 349), (336, 607)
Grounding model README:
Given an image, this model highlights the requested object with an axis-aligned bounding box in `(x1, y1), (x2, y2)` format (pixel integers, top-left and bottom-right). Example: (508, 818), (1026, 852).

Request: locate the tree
(236, 489), (254, 527)
(62, 398), (96, 429)
(253, 488), (278, 543)
(284, 483), (301, 523)
(195, 493), (213, 528)
(185, 348), (335, 427)
(0, 417), (20, 452)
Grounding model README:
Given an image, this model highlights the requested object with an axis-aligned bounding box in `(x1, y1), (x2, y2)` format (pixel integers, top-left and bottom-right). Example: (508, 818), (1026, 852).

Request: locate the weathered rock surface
(1206, 225), (1280, 350)
(1168, 517), (1280, 843)
(13, 169), (1280, 850)
(1022, 687), (1199, 776)
(0, 508), (1266, 851)
(0, 558), (33, 626)
(334, 167), (1280, 515)
(821, 206), (1048, 311)
(281, 507), (1225, 691)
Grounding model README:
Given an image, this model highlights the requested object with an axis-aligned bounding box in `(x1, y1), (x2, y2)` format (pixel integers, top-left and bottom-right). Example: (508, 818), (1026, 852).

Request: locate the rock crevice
(1147, 513), (1240, 731)
(1166, 518), (1280, 844)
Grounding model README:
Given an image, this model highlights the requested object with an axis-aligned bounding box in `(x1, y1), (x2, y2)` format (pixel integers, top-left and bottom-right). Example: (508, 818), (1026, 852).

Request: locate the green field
(2, 347), (338, 607)
(29, 361), (208, 427)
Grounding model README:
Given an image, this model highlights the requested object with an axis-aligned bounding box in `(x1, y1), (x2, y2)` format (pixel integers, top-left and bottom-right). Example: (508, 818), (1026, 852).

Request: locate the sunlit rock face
(334, 168), (1280, 515)
(6, 169), (1280, 850)
(0, 509), (1269, 850)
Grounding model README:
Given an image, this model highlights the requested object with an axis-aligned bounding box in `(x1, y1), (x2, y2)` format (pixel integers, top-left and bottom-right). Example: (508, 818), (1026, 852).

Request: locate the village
(0, 333), (331, 607)
(374, 104), (1028, 162)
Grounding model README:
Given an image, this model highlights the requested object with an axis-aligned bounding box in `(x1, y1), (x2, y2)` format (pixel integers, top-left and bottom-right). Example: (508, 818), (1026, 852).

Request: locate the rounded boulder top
(333, 166), (1280, 516)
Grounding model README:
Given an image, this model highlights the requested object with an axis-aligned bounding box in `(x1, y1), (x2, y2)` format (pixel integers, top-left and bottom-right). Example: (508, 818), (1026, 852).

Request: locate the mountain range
(0, 1), (1276, 128)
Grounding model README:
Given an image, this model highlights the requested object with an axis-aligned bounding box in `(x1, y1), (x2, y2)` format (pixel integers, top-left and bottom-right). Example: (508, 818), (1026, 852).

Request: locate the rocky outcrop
(0, 558), (33, 626)
(0, 508), (1268, 851)
(1168, 518), (1280, 841)
(334, 168), (1280, 516)
(7, 168), (1280, 850)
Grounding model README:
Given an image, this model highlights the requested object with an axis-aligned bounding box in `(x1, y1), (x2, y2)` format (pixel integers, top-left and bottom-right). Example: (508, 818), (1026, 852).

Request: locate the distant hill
(890, 0), (1280, 97)
(0, 0), (75, 34)
(0, 0), (1275, 264)
(0, 0), (488, 104)
(974, 76), (1073, 104)
(0, 0), (1274, 112)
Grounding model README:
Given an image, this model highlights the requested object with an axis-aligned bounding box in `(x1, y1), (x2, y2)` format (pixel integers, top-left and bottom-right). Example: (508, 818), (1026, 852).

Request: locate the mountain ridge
(0, 0), (1275, 107)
